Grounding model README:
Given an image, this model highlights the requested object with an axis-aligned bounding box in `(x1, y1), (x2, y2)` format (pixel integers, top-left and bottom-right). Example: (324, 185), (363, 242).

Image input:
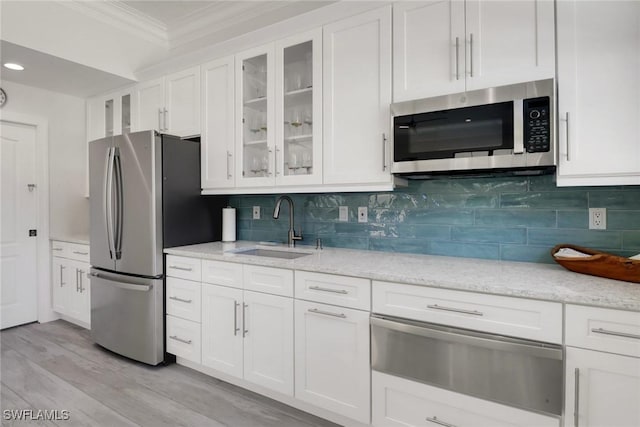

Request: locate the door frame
(1, 111), (55, 324)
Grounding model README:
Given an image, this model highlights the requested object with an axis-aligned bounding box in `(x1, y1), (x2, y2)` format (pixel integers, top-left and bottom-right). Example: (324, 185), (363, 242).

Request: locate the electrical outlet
(358, 206), (368, 223)
(252, 206), (261, 220)
(589, 208), (607, 230)
(339, 206), (348, 222)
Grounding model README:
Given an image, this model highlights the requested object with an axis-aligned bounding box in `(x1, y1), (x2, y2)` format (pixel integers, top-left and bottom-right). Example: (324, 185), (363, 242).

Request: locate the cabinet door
(393, 1), (465, 102)
(242, 290), (293, 396)
(165, 66), (201, 137)
(557, 1), (640, 186)
(201, 56), (235, 190)
(275, 28), (323, 186)
(465, 0), (555, 91)
(67, 260), (91, 326)
(52, 257), (71, 315)
(294, 299), (371, 423)
(201, 284), (243, 378)
(323, 6), (393, 185)
(565, 347), (640, 427)
(133, 78), (164, 132)
(236, 44), (276, 188)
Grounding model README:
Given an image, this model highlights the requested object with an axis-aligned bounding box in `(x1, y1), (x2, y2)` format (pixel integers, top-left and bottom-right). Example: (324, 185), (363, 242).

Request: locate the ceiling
(1, 0), (334, 98)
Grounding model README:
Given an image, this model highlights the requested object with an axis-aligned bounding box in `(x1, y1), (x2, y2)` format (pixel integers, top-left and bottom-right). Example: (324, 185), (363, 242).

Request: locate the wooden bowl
(551, 244), (640, 284)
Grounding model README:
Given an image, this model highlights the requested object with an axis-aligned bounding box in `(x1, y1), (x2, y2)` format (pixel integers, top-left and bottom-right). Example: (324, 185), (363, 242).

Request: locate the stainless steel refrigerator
(89, 130), (226, 365)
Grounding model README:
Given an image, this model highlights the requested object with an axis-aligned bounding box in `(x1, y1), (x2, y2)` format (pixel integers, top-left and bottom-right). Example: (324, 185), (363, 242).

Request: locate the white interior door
(1, 121), (38, 329)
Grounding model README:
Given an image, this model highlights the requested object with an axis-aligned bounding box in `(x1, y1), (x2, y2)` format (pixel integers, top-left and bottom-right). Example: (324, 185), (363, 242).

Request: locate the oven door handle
(370, 315), (562, 360)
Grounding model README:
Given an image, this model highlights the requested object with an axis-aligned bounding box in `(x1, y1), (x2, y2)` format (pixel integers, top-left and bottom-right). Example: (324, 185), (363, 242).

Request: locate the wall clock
(0, 88), (6, 107)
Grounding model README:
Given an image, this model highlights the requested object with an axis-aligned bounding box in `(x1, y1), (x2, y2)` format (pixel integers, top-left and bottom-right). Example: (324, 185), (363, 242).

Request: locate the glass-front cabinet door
(275, 29), (322, 186)
(236, 45), (275, 187)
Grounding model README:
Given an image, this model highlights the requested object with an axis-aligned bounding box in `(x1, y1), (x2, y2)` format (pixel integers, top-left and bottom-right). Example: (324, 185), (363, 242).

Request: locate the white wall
(2, 81), (89, 239)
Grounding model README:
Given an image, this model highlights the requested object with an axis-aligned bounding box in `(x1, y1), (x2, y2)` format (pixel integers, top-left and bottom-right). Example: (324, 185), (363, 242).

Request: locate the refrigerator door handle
(113, 148), (124, 260)
(104, 146), (116, 259)
(90, 272), (152, 291)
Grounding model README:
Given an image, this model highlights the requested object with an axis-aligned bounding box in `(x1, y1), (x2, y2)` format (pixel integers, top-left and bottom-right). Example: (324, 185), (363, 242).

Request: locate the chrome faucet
(273, 195), (303, 247)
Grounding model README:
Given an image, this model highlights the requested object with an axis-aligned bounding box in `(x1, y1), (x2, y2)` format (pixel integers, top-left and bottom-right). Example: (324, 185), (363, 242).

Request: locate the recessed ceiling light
(4, 63), (25, 71)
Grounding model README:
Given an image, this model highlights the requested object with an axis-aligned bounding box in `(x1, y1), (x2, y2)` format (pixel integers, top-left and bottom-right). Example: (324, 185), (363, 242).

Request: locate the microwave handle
(513, 99), (524, 154)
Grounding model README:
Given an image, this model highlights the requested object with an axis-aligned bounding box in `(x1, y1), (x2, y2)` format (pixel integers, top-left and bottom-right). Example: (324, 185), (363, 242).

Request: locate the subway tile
(231, 195), (275, 208)
(608, 211), (640, 230)
(429, 241), (500, 260)
(475, 209), (556, 228)
(527, 174), (612, 192)
(316, 236), (369, 250)
(589, 190), (640, 210)
(404, 209), (474, 225)
(501, 191), (588, 209)
(370, 209), (408, 224)
(369, 237), (430, 255)
(557, 210), (589, 229)
(623, 231), (640, 251)
(410, 176), (528, 194)
(500, 245), (555, 263)
(394, 224), (451, 240)
(429, 194), (498, 209)
(369, 193), (428, 209)
(304, 207), (342, 222)
(303, 193), (369, 209)
(452, 227), (526, 244)
(528, 229), (622, 249)
(236, 207), (255, 221)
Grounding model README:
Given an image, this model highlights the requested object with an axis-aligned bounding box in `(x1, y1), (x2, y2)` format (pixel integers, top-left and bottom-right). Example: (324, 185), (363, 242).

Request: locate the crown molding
(56, 0), (169, 48)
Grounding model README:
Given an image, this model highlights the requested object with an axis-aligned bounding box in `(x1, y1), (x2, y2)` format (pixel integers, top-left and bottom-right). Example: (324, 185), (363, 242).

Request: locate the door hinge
(29, 229), (37, 237)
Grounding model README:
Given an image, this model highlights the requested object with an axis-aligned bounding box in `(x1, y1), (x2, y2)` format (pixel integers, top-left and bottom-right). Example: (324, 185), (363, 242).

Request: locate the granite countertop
(165, 241), (640, 312)
(50, 235), (90, 245)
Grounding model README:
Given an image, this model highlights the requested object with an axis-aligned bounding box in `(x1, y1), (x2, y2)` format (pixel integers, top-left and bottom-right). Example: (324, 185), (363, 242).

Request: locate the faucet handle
(316, 238), (323, 250)
(293, 227), (303, 240)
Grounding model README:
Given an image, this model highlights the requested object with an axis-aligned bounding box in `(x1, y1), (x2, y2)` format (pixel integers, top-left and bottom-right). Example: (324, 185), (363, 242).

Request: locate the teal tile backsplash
(228, 175), (640, 264)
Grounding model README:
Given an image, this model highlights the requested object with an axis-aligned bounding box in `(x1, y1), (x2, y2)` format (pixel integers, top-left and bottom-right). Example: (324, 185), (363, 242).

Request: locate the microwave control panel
(523, 97), (551, 153)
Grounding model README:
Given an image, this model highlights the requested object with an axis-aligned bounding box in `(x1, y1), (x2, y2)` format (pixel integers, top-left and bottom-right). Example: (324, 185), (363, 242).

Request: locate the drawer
(166, 277), (201, 323)
(295, 271), (371, 310)
(166, 255), (202, 281)
(566, 304), (640, 358)
(372, 371), (559, 427)
(166, 315), (201, 364)
(372, 281), (562, 343)
(202, 259), (243, 288)
(68, 243), (90, 263)
(244, 265), (293, 297)
(51, 240), (70, 257)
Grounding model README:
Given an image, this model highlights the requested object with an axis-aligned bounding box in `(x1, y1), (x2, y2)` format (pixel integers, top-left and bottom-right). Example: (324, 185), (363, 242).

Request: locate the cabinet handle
(562, 112), (571, 161)
(455, 37), (460, 80)
(469, 33), (474, 77)
(242, 303), (248, 337)
(275, 147), (280, 176)
(226, 151), (232, 179)
(591, 327), (640, 340)
(234, 300), (240, 336)
(574, 368), (580, 427)
(427, 304), (483, 316)
(60, 265), (65, 287)
(78, 270), (85, 293)
(163, 108), (168, 131)
(158, 108), (163, 131)
(76, 269), (80, 292)
(267, 149), (273, 176)
(169, 296), (192, 304)
(309, 286), (348, 294)
(308, 308), (346, 319)
(73, 251), (88, 255)
(169, 335), (192, 345)
(382, 133), (387, 171)
(426, 416), (457, 427)
(52, 247), (63, 251)
(169, 265), (193, 272)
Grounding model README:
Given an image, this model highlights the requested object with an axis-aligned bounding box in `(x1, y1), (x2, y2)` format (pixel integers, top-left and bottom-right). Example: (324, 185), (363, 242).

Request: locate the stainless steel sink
(232, 248), (311, 259)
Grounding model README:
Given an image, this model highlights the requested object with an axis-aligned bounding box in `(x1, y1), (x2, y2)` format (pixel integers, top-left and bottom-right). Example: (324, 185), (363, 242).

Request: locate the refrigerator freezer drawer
(90, 268), (164, 365)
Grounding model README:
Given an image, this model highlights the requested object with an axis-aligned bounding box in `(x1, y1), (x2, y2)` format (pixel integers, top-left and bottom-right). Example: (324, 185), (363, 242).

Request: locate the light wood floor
(0, 320), (339, 427)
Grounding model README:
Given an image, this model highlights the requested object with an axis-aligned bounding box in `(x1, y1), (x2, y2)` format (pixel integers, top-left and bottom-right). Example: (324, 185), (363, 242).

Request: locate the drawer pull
(591, 328), (640, 340)
(73, 251), (89, 255)
(309, 285), (348, 295)
(427, 304), (483, 316)
(169, 296), (192, 304)
(169, 265), (193, 272)
(52, 248), (63, 251)
(308, 308), (346, 319)
(169, 335), (192, 345)
(426, 416), (457, 427)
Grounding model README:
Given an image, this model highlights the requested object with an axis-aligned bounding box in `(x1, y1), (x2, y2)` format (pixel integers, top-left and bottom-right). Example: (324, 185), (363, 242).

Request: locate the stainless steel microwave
(391, 79), (556, 177)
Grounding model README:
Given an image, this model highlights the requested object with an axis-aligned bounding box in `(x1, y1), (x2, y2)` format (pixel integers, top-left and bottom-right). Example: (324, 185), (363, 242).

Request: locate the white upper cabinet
(201, 56), (236, 190)
(323, 6), (393, 186)
(133, 66), (201, 137)
(556, 1), (640, 186)
(86, 89), (132, 141)
(393, 0), (555, 102)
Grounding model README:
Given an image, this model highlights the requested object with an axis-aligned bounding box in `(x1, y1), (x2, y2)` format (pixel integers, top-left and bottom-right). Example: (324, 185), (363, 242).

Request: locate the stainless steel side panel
(89, 136), (116, 271)
(371, 315), (563, 416)
(90, 268), (163, 365)
(113, 131), (163, 277)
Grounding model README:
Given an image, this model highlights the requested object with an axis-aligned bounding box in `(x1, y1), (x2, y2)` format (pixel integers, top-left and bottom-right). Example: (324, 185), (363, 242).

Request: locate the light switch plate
(253, 206), (261, 220)
(358, 207), (368, 223)
(589, 208), (606, 230)
(339, 206), (348, 222)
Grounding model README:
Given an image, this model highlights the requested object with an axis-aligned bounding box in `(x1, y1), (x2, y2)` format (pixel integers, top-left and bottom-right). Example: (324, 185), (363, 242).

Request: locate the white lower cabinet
(294, 299), (371, 423)
(565, 347), (640, 427)
(200, 283), (294, 396)
(166, 315), (201, 364)
(51, 241), (91, 328)
(372, 371), (559, 427)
